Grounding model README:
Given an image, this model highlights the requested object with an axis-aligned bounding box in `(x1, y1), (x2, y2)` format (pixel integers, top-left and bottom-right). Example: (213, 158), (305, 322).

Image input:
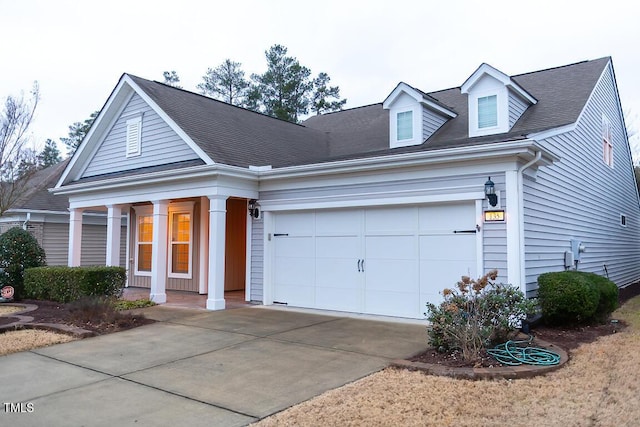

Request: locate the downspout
(22, 212), (31, 230)
(517, 150), (542, 294)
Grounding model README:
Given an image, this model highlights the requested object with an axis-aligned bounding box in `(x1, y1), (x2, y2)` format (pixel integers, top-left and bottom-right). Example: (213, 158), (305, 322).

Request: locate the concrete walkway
(0, 305), (427, 426)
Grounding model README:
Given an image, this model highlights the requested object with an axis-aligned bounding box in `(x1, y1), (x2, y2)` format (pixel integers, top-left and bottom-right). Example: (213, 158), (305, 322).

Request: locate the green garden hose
(487, 336), (561, 366)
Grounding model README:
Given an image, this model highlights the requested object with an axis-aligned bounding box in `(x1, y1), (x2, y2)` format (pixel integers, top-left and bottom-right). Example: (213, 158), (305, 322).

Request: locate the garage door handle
(273, 233), (289, 237)
(357, 259), (362, 272)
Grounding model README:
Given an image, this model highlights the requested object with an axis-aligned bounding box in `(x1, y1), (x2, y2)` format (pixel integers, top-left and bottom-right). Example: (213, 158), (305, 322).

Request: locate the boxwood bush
(24, 266), (126, 303)
(537, 270), (617, 326)
(0, 227), (47, 300)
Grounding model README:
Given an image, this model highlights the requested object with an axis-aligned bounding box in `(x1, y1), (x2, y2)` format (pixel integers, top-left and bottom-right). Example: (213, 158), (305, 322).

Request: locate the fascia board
(56, 75), (131, 188)
(259, 139), (549, 181)
(124, 76), (215, 165)
(51, 164), (257, 196)
(384, 82), (456, 118)
(462, 63), (536, 104)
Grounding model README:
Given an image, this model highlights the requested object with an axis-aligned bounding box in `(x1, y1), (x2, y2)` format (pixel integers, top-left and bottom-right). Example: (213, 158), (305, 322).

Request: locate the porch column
(105, 204), (122, 266)
(207, 195), (227, 310)
(198, 196), (210, 294)
(68, 208), (83, 267)
(150, 199), (169, 304)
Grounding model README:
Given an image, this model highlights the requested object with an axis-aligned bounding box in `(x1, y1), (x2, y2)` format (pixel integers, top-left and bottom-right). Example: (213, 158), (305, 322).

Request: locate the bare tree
(0, 82), (40, 216)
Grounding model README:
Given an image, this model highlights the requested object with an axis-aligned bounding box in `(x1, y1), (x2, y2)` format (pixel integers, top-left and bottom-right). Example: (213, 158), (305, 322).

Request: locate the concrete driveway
(0, 305), (426, 426)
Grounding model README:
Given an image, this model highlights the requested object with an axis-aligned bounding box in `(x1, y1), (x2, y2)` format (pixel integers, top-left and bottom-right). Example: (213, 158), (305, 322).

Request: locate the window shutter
(126, 117), (141, 157)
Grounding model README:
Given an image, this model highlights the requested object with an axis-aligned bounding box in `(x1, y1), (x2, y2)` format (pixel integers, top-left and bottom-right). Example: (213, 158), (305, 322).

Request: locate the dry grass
(0, 329), (75, 356)
(255, 297), (640, 427)
(0, 305), (23, 316)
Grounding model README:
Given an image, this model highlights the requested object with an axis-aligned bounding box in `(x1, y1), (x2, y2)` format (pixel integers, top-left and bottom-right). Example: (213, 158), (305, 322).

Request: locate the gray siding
(82, 93), (200, 178)
(508, 91), (529, 129)
(422, 109), (448, 141)
(523, 63), (640, 293)
(481, 174), (508, 283)
(42, 222), (127, 267)
(250, 216), (264, 302)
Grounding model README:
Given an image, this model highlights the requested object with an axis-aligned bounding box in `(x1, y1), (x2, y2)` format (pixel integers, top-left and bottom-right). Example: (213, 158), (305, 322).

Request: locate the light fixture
(248, 199), (260, 218)
(484, 177), (498, 207)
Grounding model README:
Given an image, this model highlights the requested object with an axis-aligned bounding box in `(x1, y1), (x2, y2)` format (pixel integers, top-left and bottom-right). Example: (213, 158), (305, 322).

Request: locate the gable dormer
(383, 83), (456, 149)
(461, 63), (537, 138)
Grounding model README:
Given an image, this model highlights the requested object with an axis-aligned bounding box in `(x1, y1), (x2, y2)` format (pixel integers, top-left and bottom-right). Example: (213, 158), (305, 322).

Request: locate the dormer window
(478, 95), (497, 128)
(461, 63), (537, 138)
(397, 111), (413, 140)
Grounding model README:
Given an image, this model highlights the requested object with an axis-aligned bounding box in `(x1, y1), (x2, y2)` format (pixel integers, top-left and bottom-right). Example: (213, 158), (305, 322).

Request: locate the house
(0, 160), (126, 267)
(52, 57), (640, 319)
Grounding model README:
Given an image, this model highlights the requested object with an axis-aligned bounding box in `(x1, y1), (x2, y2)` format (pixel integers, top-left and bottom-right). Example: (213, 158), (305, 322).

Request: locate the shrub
(537, 271), (600, 326)
(23, 266), (126, 303)
(586, 272), (619, 321)
(0, 227), (47, 299)
(425, 270), (538, 362)
(114, 299), (156, 311)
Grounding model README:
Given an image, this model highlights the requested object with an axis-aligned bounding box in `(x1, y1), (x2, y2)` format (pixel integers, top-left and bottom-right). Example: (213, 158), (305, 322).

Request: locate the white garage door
(272, 202), (478, 318)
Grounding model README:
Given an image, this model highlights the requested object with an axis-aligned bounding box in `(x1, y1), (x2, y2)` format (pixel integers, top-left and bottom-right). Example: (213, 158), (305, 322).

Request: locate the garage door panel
(316, 210), (361, 235)
(316, 287), (362, 312)
(365, 290), (419, 318)
(274, 237), (314, 258)
(365, 259), (418, 293)
(316, 236), (360, 258)
(274, 212), (315, 235)
(274, 256), (315, 286)
(365, 235), (416, 260)
(419, 203), (475, 231)
(365, 207), (418, 233)
(420, 235), (476, 261)
(274, 283), (314, 306)
(316, 258), (361, 288)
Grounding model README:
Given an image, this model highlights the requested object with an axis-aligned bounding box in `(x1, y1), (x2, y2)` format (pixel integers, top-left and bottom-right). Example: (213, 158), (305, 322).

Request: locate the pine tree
(198, 59), (249, 106)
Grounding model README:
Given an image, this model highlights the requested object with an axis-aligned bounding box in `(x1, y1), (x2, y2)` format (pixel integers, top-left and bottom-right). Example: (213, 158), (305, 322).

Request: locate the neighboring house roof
(10, 160), (70, 212)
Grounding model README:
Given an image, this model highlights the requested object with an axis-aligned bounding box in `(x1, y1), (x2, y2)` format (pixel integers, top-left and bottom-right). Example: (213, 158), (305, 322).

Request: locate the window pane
(397, 111), (413, 140)
(478, 95), (497, 128)
(138, 216), (153, 242)
(172, 243), (189, 274)
(172, 213), (191, 242)
(138, 244), (152, 272)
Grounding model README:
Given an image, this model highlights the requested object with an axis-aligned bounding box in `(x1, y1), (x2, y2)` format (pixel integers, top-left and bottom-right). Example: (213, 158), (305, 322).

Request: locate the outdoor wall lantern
(484, 177), (498, 207)
(248, 199), (260, 218)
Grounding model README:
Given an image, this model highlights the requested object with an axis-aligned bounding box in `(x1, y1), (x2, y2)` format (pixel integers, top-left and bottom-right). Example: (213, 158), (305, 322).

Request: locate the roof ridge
(127, 74), (309, 128)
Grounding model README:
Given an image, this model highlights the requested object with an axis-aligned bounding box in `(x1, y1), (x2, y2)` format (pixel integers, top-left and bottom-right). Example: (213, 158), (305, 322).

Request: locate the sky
(1, 0), (639, 158)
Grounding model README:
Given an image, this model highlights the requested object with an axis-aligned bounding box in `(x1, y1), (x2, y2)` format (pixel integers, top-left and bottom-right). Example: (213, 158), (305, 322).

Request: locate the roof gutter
(259, 138), (556, 181)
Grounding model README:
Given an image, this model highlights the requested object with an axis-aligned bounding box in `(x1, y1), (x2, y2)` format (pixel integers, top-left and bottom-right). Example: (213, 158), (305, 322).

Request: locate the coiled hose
(487, 336), (561, 366)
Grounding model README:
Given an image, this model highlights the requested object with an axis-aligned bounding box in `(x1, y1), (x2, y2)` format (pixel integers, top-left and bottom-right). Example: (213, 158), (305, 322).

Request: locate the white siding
(82, 93), (200, 178)
(508, 91), (529, 128)
(422, 109), (448, 141)
(523, 63), (640, 293)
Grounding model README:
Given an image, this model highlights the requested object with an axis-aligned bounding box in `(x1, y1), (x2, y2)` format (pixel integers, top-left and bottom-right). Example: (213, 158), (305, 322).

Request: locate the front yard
(254, 295), (640, 427)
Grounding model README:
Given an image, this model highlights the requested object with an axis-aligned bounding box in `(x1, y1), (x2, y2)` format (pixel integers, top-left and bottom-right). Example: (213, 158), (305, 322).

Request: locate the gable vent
(126, 116), (142, 157)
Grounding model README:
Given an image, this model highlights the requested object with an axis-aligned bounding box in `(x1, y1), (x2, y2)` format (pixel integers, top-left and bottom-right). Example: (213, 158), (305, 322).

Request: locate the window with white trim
(169, 203), (193, 278)
(478, 95), (498, 128)
(135, 214), (153, 275)
(126, 116), (142, 157)
(602, 114), (613, 167)
(396, 110), (413, 141)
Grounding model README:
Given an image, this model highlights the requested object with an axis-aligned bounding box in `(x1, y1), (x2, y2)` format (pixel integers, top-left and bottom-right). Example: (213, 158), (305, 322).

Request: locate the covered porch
(122, 287), (253, 310)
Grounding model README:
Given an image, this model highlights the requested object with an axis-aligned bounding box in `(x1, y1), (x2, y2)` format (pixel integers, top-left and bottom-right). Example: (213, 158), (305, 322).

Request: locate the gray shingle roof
(128, 76), (330, 168)
(106, 57), (609, 173)
(12, 160), (71, 212)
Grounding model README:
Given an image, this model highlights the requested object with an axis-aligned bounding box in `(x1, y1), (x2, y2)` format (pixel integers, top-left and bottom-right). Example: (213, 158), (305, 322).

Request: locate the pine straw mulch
(0, 298), (155, 335)
(408, 281), (640, 368)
